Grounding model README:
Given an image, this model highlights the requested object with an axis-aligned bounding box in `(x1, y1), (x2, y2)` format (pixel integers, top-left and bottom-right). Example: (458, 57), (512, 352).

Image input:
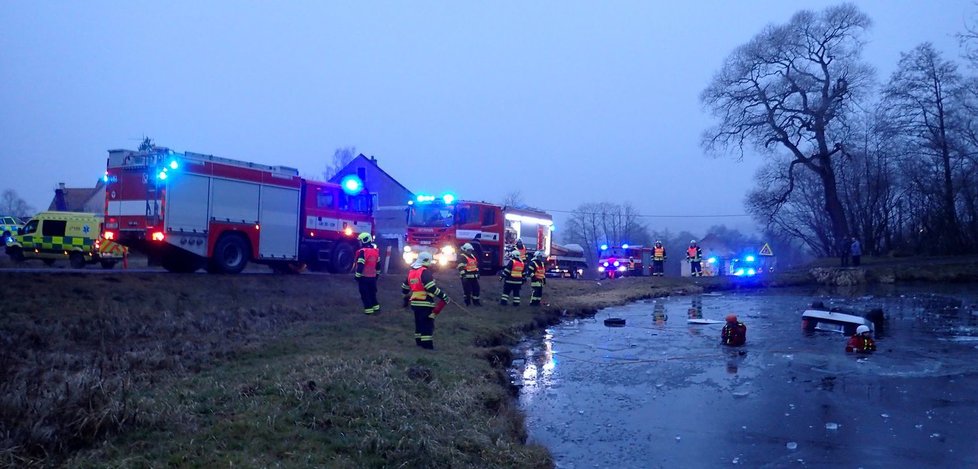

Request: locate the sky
(1, 1), (974, 237)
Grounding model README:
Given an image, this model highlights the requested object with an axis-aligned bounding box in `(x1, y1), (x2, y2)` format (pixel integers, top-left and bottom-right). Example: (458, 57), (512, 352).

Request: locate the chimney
(54, 183), (68, 211)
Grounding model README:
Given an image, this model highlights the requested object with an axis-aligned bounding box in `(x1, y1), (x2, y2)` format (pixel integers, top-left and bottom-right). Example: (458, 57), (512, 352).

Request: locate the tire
(42, 258), (56, 266)
(100, 260), (117, 270)
(327, 243), (355, 274)
(69, 252), (86, 269)
(7, 246), (24, 263)
(211, 234), (250, 274)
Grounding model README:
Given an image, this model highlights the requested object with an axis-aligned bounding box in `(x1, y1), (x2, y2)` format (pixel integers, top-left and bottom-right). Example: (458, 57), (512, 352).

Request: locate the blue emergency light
(708, 257), (717, 264)
(745, 255), (755, 263)
(340, 175), (364, 195)
(622, 243), (629, 249)
(442, 194), (455, 204)
(600, 244), (609, 251)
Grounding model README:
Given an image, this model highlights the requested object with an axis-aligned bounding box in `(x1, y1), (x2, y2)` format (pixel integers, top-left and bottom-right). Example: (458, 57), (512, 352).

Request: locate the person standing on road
(652, 240), (666, 276)
(355, 233), (381, 315)
(515, 239), (527, 261)
(402, 252), (450, 350)
(499, 250), (526, 306)
(456, 243), (482, 306)
(850, 237), (862, 267)
(845, 325), (876, 353)
(721, 314), (747, 346)
(686, 240), (703, 277)
(528, 250), (547, 306)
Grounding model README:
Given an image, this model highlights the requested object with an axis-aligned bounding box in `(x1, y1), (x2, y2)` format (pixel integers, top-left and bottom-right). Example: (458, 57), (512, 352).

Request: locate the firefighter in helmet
(686, 239), (703, 277)
(499, 249), (526, 306)
(846, 325), (876, 353)
(457, 243), (482, 306)
(401, 252), (450, 350)
(652, 240), (666, 276)
(528, 250), (547, 306)
(721, 314), (747, 346)
(355, 232), (381, 314)
(515, 239), (527, 261)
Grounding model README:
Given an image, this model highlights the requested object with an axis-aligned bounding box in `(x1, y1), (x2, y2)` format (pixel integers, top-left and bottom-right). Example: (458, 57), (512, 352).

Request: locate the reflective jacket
(355, 243), (380, 278)
(457, 252), (480, 279)
(401, 266), (448, 307)
(846, 335), (876, 353)
(529, 259), (547, 285)
(501, 259), (525, 284)
(721, 322), (747, 346)
(686, 246), (702, 261)
(653, 246), (666, 261)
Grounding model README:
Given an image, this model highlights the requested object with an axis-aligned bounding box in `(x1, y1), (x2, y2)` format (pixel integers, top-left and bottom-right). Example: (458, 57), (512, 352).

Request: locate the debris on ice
(825, 422), (839, 430)
(786, 442), (798, 450)
(881, 413), (890, 418)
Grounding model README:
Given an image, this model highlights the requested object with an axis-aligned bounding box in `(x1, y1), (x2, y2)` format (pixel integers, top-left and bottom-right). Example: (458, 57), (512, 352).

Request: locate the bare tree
(0, 189), (34, 218)
(884, 43), (969, 251)
(960, 5), (978, 69)
(702, 4), (874, 257)
(501, 190), (527, 208)
(563, 202), (649, 263)
(321, 147), (358, 180)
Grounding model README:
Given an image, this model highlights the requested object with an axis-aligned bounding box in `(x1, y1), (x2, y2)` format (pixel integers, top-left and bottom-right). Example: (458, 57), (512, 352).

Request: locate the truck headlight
(598, 266), (605, 273)
(404, 246), (412, 253)
(441, 245), (455, 255)
(617, 266), (627, 272)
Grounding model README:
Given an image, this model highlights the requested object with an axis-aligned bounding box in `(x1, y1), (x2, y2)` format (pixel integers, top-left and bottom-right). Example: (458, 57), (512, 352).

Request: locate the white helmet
(416, 252), (433, 266)
(534, 250), (545, 259)
(510, 250), (522, 259)
(462, 243), (473, 252)
(856, 325), (871, 335)
(690, 239), (697, 244)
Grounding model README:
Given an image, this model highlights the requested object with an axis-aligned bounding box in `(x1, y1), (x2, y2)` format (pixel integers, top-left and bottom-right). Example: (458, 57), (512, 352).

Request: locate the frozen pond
(514, 284), (978, 467)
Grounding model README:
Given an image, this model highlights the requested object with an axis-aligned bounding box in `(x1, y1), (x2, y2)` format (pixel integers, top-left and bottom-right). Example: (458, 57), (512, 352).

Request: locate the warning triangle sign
(759, 243), (774, 256)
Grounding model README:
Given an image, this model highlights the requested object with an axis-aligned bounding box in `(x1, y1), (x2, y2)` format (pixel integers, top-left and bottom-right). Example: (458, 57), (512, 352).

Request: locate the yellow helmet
(358, 233), (373, 244)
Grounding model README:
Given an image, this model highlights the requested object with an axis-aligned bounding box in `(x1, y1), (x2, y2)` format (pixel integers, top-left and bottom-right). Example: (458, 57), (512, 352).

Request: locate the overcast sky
(1, 1), (973, 236)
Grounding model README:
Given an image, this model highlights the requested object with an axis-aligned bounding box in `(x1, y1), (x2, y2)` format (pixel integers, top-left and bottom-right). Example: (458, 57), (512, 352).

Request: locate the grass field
(1, 256), (974, 467)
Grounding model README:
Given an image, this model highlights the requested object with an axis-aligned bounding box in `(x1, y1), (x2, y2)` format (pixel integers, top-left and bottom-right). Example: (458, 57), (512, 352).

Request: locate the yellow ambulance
(5, 211), (126, 269)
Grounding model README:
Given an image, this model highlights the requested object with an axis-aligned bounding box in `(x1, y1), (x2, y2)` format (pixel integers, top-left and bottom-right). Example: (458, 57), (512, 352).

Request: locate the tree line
(702, 3), (978, 257)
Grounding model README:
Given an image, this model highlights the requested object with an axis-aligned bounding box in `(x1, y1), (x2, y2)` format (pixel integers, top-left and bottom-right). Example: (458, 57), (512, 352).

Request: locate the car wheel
(327, 243), (354, 273)
(7, 246), (24, 262)
(69, 252), (86, 269)
(212, 234), (249, 274)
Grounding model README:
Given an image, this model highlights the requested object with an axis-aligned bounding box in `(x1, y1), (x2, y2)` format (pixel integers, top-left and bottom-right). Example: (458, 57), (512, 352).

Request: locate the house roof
(329, 154), (414, 196)
(48, 179), (104, 212)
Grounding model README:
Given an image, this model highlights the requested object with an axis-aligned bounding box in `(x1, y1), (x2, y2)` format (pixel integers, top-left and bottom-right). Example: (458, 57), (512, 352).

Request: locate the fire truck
(103, 144), (373, 274)
(402, 194), (552, 272)
(596, 244), (652, 278)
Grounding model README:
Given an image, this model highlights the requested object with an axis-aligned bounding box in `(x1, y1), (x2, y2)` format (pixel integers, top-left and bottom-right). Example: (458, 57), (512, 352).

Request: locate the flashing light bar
(157, 171), (168, 180)
(600, 244), (609, 251)
(169, 160), (179, 170)
(504, 213), (553, 226)
(442, 194), (455, 204)
(622, 243), (629, 249)
(340, 174), (364, 195)
(745, 255), (755, 262)
(416, 195), (437, 202)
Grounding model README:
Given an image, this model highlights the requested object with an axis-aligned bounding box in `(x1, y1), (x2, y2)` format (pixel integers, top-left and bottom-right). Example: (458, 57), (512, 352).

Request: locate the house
(48, 181), (105, 214)
(330, 154), (414, 269)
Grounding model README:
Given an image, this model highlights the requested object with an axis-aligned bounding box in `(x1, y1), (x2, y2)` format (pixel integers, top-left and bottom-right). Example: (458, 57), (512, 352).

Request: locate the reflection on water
(513, 283), (978, 468)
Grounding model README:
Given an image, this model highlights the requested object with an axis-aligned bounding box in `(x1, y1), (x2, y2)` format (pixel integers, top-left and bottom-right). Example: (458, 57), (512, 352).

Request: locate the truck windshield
(408, 204), (454, 227)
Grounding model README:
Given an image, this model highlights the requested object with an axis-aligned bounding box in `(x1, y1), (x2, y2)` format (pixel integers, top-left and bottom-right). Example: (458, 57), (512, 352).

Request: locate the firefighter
(355, 232), (381, 314)
(499, 250), (526, 306)
(528, 250), (547, 306)
(686, 239), (703, 277)
(845, 325), (876, 353)
(401, 252), (450, 350)
(515, 239), (527, 261)
(456, 243), (482, 306)
(652, 240), (666, 276)
(627, 256), (636, 276)
(721, 314), (747, 346)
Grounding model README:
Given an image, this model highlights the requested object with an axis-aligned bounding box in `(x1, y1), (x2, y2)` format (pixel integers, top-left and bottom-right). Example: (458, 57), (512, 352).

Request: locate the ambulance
(5, 211), (126, 269)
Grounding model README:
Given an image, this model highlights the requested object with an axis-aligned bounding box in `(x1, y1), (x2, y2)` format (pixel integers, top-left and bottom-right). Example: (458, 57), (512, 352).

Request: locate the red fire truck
(103, 144), (373, 274)
(402, 194), (552, 272)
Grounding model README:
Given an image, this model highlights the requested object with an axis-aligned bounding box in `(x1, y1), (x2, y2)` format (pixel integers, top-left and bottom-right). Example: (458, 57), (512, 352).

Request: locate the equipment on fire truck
(104, 145), (373, 274)
(403, 194), (552, 273)
(547, 242), (587, 278)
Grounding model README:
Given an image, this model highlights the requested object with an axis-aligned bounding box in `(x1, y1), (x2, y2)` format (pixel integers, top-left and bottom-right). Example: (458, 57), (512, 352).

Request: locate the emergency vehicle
(402, 194), (552, 272)
(547, 242), (587, 278)
(104, 144), (373, 274)
(1, 216), (25, 247)
(596, 244), (651, 278)
(5, 211), (125, 268)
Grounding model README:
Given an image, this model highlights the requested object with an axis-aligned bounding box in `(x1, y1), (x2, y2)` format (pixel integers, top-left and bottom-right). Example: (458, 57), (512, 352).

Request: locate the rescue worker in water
(846, 325), (876, 353)
(499, 250), (526, 306)
(354, 232), (381, 314)
(401, 252), (450, 349)
(721, 314), (747, 346)
(456, 243), (482, 306)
